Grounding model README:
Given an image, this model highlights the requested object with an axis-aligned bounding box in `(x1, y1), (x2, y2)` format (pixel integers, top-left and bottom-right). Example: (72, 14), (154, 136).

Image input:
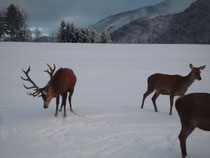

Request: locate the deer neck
(183, 71), (196, 88)
(46, 85), (57, 98)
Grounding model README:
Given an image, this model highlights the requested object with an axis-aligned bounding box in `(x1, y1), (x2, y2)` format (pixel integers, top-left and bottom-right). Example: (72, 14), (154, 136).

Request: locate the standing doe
(21, 64), (77, 117)
(141, 64), (205, 115)
(175, 93), (210, 158)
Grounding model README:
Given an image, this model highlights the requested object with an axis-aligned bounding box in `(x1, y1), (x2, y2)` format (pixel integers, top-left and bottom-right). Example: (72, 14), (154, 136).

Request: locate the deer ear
(189, 63), (194, 69)
(199, 65), (206, 70)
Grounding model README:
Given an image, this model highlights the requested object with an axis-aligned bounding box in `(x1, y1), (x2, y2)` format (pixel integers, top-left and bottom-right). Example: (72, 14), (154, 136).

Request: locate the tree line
(0, 4), (112, 43)
(57, 21), (112, 43)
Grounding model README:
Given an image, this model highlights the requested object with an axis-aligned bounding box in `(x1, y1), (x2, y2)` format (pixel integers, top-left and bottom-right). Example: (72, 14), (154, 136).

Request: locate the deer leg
(151, 92), (160, 112)
(185, 125), (195, 156)
(179, 124), (195, 158)
(59, 105), (63, 112)
(59, 94), (63, 112)
(61, 93), (67, 118)
(141, 88), (154, 109)
(69, 89), (74, 112)
(55, 95), (60, 117)
(179, 127), (187, 158)
(169, 94), (175, 115)
(59, 105), (63, 111)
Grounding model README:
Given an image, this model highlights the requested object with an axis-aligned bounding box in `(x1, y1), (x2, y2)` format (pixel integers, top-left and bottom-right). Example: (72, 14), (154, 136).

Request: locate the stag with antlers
(21, 64), (77, 117)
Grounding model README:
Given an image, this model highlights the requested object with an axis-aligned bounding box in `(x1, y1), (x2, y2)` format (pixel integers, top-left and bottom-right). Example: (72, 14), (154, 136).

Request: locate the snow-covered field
(0, 43), (210, 158)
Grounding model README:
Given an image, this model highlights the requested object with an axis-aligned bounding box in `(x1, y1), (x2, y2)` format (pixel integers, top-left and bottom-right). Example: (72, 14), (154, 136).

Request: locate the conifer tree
(89, 30), (99, 43)
(57, 21), (66, 42)
(57, 20), (103, 43)
(4, 4), (27, 41)
(100, 30), (112, 43)
(0, 12), (5, 39)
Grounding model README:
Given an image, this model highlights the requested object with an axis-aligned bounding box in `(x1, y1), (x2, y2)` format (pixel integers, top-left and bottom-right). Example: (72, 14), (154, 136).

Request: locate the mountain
(92, 0), (196, 34)
(111, 0), (210, 44)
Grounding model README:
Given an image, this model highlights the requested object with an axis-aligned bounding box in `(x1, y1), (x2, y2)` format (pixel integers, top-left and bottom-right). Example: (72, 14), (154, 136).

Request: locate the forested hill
(92, 0), (195, 34)
(111, 0), (210, 44)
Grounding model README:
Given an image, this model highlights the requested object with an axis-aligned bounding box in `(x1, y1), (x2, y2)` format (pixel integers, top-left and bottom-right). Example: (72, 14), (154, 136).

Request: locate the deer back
(148, 73), (184, 94)
(176, 93), (210, 131)
(50, 68), (77, 95)
(148, 64), (205, 96)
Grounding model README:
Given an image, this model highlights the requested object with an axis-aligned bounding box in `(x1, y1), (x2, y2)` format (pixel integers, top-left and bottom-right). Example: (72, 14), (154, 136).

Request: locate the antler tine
(20, 66), (30, 81)
(44, 63), (56, 80)
(23, 84), (34, 89)
(47, 63), (56, 72)
(27, 90), (41, 97)
(20, 66), (41, 97)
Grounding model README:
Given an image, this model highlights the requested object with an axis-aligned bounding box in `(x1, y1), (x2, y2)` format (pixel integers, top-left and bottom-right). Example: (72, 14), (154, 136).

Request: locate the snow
(0, 42), (210, 158)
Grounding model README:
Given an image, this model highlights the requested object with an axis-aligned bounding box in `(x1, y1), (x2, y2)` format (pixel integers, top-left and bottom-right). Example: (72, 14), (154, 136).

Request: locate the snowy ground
(0, 43), (210, 158)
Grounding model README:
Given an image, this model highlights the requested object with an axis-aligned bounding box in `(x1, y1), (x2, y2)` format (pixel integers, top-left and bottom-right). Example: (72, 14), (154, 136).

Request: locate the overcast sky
(0, 0), (164, 35)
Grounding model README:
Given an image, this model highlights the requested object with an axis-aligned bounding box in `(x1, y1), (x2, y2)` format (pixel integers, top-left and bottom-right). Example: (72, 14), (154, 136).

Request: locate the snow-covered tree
(100, 30), (112, 43)
(89, 30), (99, 43)
(0, 12), (5, 40)
(57, 21), (66, 42)
(57, 20), (103, 43)
(0, 4), (28, 41)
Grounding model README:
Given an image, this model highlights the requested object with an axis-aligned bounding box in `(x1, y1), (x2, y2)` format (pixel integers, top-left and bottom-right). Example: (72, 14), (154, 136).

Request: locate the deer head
(21, 64), (56, 109)
(189, 63), (206, 81)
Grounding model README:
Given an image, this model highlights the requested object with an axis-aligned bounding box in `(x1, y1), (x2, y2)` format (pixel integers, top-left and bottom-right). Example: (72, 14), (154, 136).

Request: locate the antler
(44, 63), (56, 80)
(20, 66), (42, 97)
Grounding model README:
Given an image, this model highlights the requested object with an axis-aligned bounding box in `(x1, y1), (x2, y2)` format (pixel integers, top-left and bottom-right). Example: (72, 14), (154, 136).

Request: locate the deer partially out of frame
(175, 93), (210, 158)
(21, 64), (77, 117)
(141, 64), (205, 115)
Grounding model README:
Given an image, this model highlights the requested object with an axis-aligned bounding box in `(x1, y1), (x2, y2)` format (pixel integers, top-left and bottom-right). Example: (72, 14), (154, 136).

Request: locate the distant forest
(0, 4), (112, 43)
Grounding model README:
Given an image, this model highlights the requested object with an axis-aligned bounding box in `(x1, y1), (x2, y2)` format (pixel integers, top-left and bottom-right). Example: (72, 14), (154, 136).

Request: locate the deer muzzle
(44, 103), (49, 109)
(43, 95), (53, 109)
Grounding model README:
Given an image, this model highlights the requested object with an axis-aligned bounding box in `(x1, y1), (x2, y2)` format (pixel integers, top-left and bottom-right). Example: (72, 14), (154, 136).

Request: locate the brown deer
(141, 64), (205, 115)
(21, 64), (77, 117)
(175, 93), (210, 158)
(43, 64), (71, 114)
